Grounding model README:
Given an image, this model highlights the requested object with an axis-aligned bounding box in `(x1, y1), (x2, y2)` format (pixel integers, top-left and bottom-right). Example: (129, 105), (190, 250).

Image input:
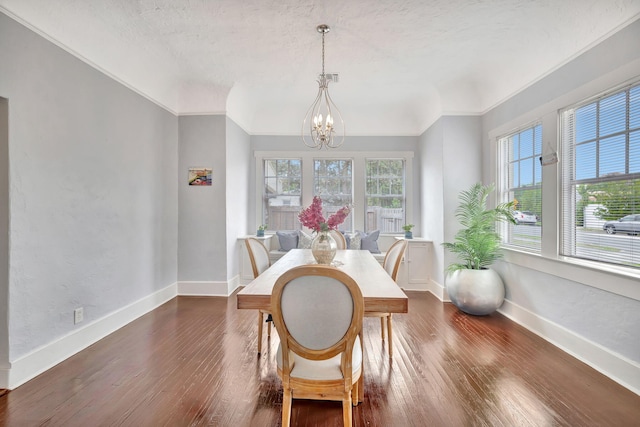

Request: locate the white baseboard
(3, 282), (178, 390)
(178, 280), (234, 296)
(428, 278), (448, 301)
(227, 275), (241, 295)
(498, 298), (640, 396)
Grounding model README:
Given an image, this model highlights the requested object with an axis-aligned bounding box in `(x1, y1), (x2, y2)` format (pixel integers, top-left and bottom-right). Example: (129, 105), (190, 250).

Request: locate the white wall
(419, 116), (483, 293)
(225, 117), (250, 285)
(0, 11), (179, 365)
(419, 119), (444, 287)
(0, 97), (8, 371)
(178, 115), (227, 283)
(481, 18), (640, 393)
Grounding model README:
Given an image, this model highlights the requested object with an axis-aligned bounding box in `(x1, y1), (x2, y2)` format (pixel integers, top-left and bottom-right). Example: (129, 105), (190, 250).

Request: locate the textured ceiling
(1, 0), (640, 135)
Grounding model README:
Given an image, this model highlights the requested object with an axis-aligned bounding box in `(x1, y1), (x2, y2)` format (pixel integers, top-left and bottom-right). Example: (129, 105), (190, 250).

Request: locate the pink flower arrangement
(298, 196), (351, 233)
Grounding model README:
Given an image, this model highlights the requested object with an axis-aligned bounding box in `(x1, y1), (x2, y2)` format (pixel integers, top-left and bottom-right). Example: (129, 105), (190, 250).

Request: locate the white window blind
(498, 124), (542, 252)
(561, 82), (640, 268)
(365, 159), (406, 233)
(263, 159), (302, 230)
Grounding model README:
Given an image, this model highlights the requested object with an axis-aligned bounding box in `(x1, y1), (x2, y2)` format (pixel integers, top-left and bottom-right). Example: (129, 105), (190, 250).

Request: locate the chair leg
(343, 394), (353, 426)
(387, 314), (393, 358)
(267, 314), (271, 337)
(257, 311), (263, 354)
(380, 317), (385, 340)
(352, 380), (359, 406)
(282, 388), (292, 427)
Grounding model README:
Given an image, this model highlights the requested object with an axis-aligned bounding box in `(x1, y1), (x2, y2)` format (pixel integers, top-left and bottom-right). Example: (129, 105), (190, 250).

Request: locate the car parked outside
(512, 210), (537, 225)
(603, 214), (640, 235)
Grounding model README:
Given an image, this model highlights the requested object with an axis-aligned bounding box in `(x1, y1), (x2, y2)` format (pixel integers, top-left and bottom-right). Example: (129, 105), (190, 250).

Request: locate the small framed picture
(188, 168), (212, 186)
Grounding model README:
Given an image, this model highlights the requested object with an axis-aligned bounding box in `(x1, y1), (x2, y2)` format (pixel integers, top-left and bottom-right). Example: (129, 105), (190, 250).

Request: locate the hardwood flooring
(0, 291), (638, 426)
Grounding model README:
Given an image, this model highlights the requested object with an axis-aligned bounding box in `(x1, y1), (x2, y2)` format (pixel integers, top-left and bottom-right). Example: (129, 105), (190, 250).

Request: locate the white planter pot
(446, 268), (505, 315)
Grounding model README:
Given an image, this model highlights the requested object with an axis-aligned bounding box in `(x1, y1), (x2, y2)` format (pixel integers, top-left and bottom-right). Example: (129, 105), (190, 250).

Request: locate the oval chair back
(245, 237), (273, 354)
(383, 239), (408, 282)
(246, 238), (270, 278)
(328, 229), (347, 250)
(271, 265), (364, 427)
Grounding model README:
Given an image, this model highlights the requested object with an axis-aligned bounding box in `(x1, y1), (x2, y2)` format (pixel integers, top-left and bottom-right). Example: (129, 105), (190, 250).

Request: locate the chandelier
(302, 24), (345, 149)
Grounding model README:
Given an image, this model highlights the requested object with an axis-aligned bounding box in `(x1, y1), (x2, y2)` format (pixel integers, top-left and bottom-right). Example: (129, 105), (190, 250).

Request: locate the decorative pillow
(358, 230), (381, 253)
(344, 232), (361, 250)
(276, 231), (298, 251)
(297, 230), (313, 249)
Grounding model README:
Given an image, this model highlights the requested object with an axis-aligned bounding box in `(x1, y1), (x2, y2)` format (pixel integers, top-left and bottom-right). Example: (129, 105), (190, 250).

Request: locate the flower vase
(311, 231), (337, 265)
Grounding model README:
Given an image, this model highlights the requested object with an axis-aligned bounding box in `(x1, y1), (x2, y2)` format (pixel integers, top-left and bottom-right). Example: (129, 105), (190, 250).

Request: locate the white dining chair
(365, 239), (407, 358)
(329, 229), (347, 250)
(245, 237), (273, 354)
(271, 265), (364, 427)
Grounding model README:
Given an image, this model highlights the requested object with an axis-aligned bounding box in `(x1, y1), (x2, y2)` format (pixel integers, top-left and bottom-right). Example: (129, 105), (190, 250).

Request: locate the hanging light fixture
(302, 24), (345, 149)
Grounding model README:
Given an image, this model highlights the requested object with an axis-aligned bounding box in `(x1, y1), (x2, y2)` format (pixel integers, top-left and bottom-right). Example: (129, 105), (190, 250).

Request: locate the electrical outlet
(74, 307), (83, 324)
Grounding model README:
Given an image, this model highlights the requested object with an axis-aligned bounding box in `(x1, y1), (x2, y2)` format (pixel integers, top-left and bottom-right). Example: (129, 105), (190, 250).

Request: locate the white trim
(177, 281), (231, 297)
(178, 112), (227, 117)
(502, 249), (640, 302)
(498, 298), (640, 396)
(2, 283), (178, 389)
(428, 278), (448, 301)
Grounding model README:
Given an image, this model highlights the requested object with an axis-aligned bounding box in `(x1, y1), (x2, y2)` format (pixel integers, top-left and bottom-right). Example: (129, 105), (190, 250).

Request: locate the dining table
(236, 248), (409, 403)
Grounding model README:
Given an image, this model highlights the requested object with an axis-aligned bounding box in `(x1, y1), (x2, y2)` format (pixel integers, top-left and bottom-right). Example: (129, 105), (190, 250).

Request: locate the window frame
(487, 74), (640, 303)
(365, 158), (407, 233)
(498, 122), (543, 253)
(261, 157), (303, 231)
(560, 81), (640, 268)
(255, 150), (414, 235)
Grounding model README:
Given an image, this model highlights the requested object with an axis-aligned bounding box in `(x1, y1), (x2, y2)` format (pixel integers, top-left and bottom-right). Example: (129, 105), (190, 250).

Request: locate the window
(365, 159), (405, 233)
(561, 82), (640, 268)
(498, 124), (542, 252)
(263, 159), (302, 230)
(314, 159), (353, 231)
(256, 151), (414, 234)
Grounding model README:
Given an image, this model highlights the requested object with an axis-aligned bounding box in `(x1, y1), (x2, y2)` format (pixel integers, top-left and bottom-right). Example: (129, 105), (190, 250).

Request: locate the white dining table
(236, 248), (409, 403)
(236, 248), (408, 314)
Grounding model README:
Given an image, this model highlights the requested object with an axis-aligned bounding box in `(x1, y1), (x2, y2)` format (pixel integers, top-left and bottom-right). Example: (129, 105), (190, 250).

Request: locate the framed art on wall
(188, 168), (212, 186)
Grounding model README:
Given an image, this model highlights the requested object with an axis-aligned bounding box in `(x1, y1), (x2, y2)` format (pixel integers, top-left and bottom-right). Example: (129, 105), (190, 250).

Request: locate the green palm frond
(443, 183), (515, 274)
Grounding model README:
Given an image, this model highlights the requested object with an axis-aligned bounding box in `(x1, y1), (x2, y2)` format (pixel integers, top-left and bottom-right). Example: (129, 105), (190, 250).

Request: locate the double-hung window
(365, 159), (405, 233)
(313, 159), (353, 231)
(262, 158), (302, 230)
(560, 82), (640, 268)
(257, 151), (413, 233)
(498, 124), (542, 252)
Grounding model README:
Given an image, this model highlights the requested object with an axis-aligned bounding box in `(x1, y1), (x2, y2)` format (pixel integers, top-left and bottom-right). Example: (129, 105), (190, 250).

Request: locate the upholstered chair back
(328, 229), (347, 250)
(383, 239), (408, 282)
(246, 238), (270, 278)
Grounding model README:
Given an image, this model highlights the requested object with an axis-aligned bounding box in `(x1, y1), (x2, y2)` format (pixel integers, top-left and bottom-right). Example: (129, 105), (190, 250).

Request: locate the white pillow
(298, 230), (313, 249)
(346, 232), (361, 250)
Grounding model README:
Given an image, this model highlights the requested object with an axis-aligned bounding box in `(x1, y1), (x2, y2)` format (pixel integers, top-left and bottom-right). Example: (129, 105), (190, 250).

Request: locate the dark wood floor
(0, 291), (638, 426)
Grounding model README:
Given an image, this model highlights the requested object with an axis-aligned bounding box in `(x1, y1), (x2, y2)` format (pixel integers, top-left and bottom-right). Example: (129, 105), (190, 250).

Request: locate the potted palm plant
(442, 182), (515, 315)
